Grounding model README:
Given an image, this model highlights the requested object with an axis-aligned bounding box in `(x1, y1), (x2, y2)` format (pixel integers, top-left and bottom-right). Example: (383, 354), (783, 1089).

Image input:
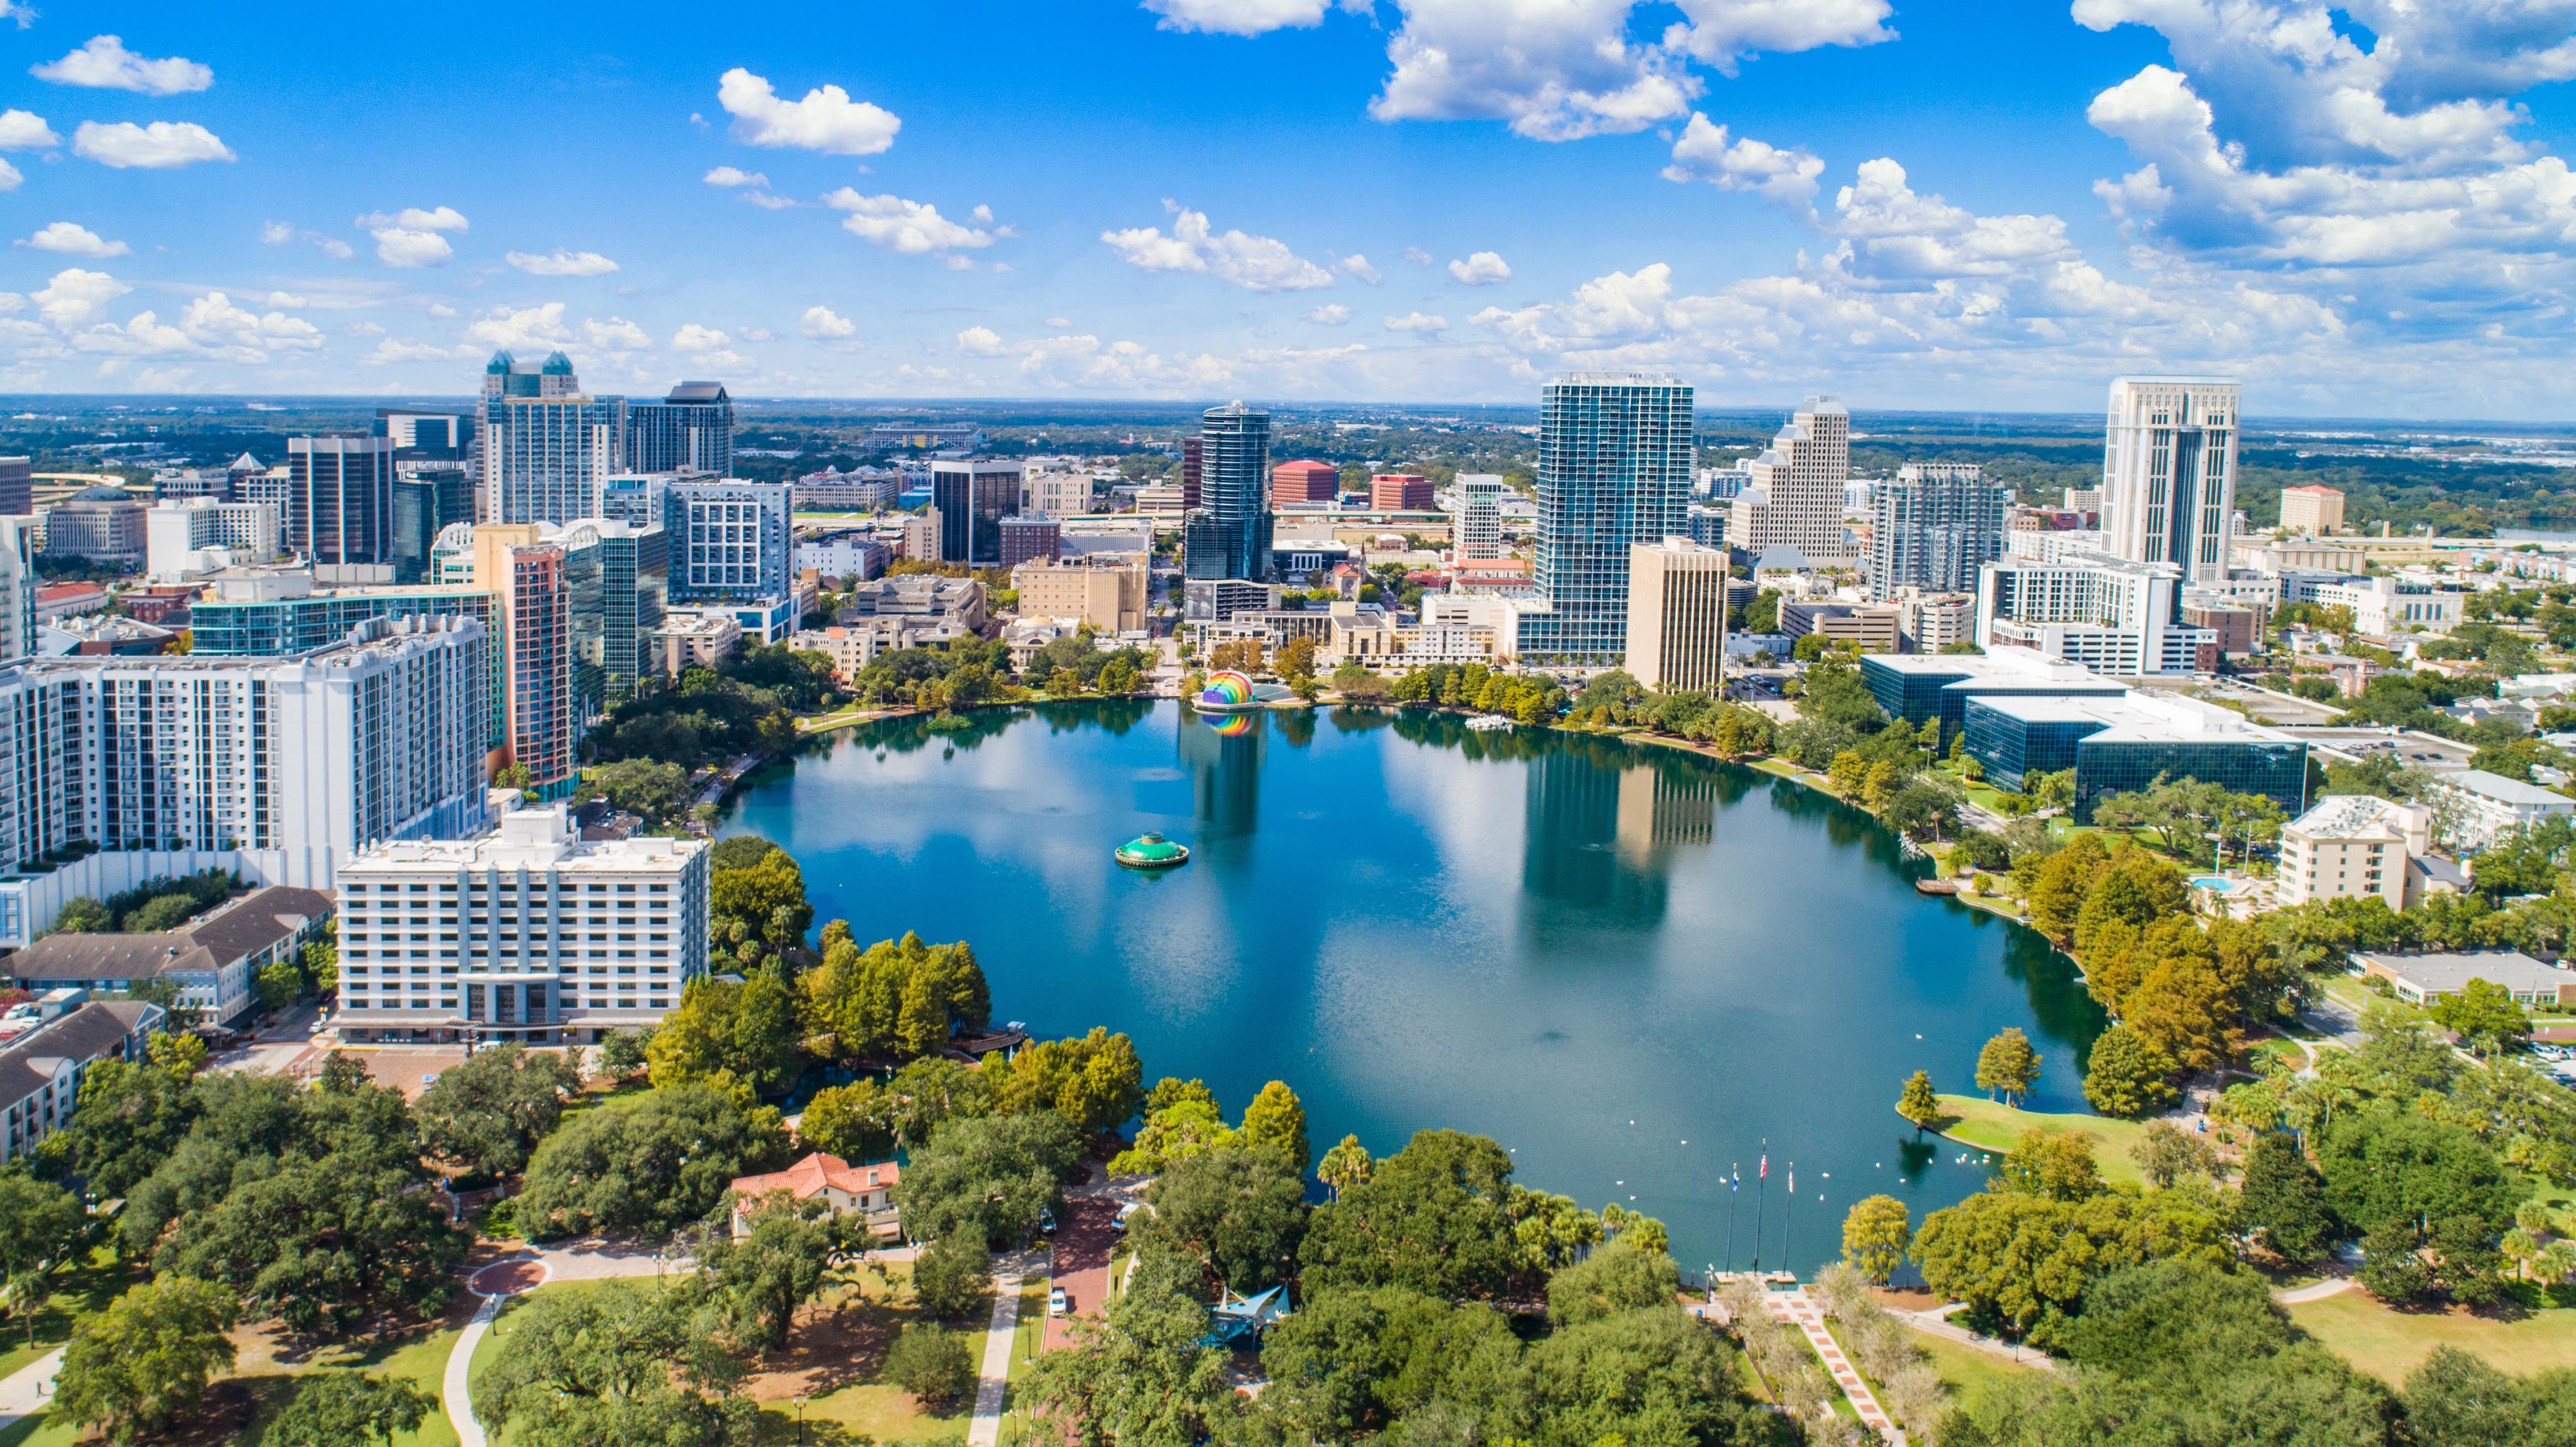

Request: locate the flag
(1788, 1165), (1795, 1192)
(1759, 1155), (1768, 1180)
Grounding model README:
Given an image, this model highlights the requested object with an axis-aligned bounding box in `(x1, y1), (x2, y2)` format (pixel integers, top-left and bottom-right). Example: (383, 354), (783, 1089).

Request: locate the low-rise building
(32, 583), (109, 624)
(649, 612), (743, 676)
(838, 576), (988, 631)
(794, 529), (890, 583)
(1012, 556), (1148, 634)
(2276, 794), (2430, 910)
(4, 885), (333, 1027)
(2353, 948), (2575, 1007)
(1961, 689), (2309, 820)
(729, 1152), (900, 1238)
(1780, 600), (1901, 653)
(332, 804), (711, 1045)
(1893, 592), (1975, 652)
(0, 995), (163, 1164)
(2430, 768), (2576, 850)
(145, 498), (282, 582)
(1858, 646), (2125, 744)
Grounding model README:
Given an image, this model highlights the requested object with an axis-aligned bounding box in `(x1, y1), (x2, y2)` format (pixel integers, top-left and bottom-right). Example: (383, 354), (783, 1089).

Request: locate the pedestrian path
(1765, 1287), (1905, 1445)
(0, 1347), (65, 1434)
(966, 1262), (1032, 1447)
(446, 1293), (504, 1447)
(1886, 1301), (2058, 1372)
(2272, 1276), (2352, 1304)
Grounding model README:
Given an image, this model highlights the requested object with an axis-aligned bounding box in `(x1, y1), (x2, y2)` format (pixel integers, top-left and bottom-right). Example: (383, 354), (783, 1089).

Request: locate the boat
(1466, 715), (1513, 732)
(1115, 833), (1190, 869)
(1915, 879), (1963, 896)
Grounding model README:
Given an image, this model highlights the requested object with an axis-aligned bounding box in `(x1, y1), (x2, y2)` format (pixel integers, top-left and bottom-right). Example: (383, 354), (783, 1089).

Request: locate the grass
(0, 1244), (136, 1383)
(2286, 1290), (2576, 1384)
(1925, 1094), (2156, 1189)
(1908, 1329), (2037, 1415)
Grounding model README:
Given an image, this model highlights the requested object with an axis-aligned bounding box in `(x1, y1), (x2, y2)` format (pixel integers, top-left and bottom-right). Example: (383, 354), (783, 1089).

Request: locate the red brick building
(1371, 473), (1434, 510)
(1272, 459), (1339, 503)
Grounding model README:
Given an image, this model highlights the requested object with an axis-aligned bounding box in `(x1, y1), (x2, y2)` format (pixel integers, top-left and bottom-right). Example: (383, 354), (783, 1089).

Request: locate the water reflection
(1178, 707), (1266, 840)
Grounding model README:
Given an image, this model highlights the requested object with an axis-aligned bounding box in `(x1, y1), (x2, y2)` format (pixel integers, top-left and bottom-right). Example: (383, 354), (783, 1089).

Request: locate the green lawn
(1908, 1329), (2037, 1416)
(1924, 1094), (2155, 1189)
(0, 1244), (136, 1383)
(2287, 1290), (2576, 1384)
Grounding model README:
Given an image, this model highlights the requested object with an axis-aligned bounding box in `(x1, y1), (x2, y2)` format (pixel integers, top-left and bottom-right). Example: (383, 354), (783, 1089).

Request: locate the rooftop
(2353, 948), (2566, 995)
(1972, 689), (2298, 743)
(732, 1151), (899, 1201)
(2288, 794), (2421, 840)
(7, 886), (331, 983)
(2440, 769), (2575, 808)
(345, 805), (705, 874)
(1861, 644), (2104, 683)
(0, 1000), (158, 1113)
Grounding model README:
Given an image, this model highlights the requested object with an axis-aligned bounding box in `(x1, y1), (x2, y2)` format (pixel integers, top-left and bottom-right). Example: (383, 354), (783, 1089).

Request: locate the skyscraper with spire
(1183, 401), (1272, 581)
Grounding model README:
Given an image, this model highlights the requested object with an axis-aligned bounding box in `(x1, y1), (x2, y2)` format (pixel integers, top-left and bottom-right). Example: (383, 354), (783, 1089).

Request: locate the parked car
(1039, 1207), (1058, 1235)
(1049, 1286), (1068, 1315)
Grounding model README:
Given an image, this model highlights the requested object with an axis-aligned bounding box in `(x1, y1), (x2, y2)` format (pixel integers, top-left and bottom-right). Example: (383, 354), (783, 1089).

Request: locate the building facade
(334, 804), (710, 1045)
(1623, 537), (1728, 692)
(283, 436), (398, 567)
(1012, 556), (1148, 633)
(2277, 794), (2428, 910)
(1960, 690), (2307, 820)
(672, 481), (792, 603)
(998, 514), (1061, 570)
(1273, 460), (1338, 504)
(145, 499), (281, 582)
(0, 998), (161, 1165)
(1453, 474), (1506, 562)
(1870, 462), (2003, 602)
(1184, 402), (1273, 582)
(1974, 550), (2215, 675)
(472, 528), (577, 797)
(2279, 485), (2345, 534)
(625, 381), (733, 476)
(1370, 473), (1435, 510)
(2099, 376), (2239, 585)
(481, 352), (624, 526)
(929, 460), (1024, 567)
(1732, 397), (1850, 563)
(1518, 372), (1694, 662)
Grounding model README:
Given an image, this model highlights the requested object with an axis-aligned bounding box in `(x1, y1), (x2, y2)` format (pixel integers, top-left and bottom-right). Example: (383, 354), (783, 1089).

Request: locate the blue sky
(2, 0), (2573, 416)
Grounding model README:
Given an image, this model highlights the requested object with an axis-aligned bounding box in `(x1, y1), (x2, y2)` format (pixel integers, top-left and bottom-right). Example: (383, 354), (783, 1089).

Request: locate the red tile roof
(730, 1151), (899, 1201)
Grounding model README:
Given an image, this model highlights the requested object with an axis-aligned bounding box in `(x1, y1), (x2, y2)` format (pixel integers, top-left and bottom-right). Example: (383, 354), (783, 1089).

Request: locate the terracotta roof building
(729, 1151), (900, 1237)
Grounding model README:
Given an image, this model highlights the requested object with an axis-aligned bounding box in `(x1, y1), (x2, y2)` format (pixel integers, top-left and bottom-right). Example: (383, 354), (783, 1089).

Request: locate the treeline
(53, 869), (239, 936)
(594, 644), (842, 774)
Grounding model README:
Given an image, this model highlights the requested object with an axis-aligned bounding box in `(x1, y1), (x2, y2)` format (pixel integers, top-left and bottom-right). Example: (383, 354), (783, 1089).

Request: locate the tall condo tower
(1519, 372), (1693, 662)
(2100, 376), (2239, 585)
(1453, 474), (1506, 561)
(1742, 395), (1850, 562)
(1183, 402), (1272, 581)
(481, 351), (626, 527)
(1869, 462), (2004, 601)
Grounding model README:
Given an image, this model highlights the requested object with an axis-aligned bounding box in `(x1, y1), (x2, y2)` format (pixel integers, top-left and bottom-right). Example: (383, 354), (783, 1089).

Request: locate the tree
(1318, 1134), (1371, 1199)
(1841, 1195), (1912, 1284)
(265, 1372), (437, 1447)
(416, 1042), (583, 1178)
(55, 1277), (240, 1445)
(898, 1110), (1084, 1250)
(477, 1281), (759, 1447)
(1141, 1144), (1310, 1291)
(1896, 1070), (1943, 1134)
(1912, 1185), (2231, 1344)
(2056, 1258), (2289, 1382)
(647, 973), (805, 1102)
(517, 1084), (793, 1238)
(912, 1232), (991, 1322)
(1024, 1243), (1230, 1447)
(2082, 1026), (2181, 1118)
(2318, 1111), (2510, 1236)
(1544, 1239), (1679, 1325)
(1975, 1028), (2041, 1106)
(0, 1172), (83, 1284)
(2427, 978), (2531, 1058)
(797, 1080), (896, 1163)
(1239, 1080), (1311, 1174)
(708, 844), (813, 971)
(596, 1028), (653, 1082)
(1298, 1129), (1520, 1301)
(2001, 1127), (2103, 1202)
(256, 957), (305, 1011)
(2127, 1120), (2219, 1188)
(797, 930), (991, 1063)
(694, 1200), (833, 1353)
(2358, 1221), (2436, 1305)
(991, 1026), (1143, 1135)
(885, 1324), (976, 1407)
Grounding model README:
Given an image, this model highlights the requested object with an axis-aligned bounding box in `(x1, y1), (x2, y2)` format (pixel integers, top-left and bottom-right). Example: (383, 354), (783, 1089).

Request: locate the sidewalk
(1765, 1287), (1905, 1445)
(966, 1251), (1044, 1447)
(0, 1347), (65, 1435)
(1887, 1302), (2058, 1372)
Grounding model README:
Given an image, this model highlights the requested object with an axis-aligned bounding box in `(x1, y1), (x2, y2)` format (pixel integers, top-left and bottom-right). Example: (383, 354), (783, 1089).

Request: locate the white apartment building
(1021, 469), (1093, 518)
(1974, 549), (2216, 675)
(2301, 575), (2463, 638)
(2276, 794), (2430, 910)
(2099, 376), (2239, 585)
(672, 480), (793, 602)
(0, 517), (33, 663)
(334, 803), (710, 1045)
(145, 498), (282, 582)
(0, 996), (162, 1165)
(1894, 591), (1976, 651)
(2430, 768), (2576, 851)
(1452, 474), (1506, 562)
(1728, 397), (1850, 563)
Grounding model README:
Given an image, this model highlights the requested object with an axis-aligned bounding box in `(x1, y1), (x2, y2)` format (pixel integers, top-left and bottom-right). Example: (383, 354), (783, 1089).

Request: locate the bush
(885, 1324), (976, 1406)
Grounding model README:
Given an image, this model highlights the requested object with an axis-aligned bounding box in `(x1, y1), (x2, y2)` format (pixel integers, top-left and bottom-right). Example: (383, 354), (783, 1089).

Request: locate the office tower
(0, 518), (32, 661)
(2280, 484), (2344, 534)
(38, 489), (149, 565)
(600, 473), (676, 531)
(375, 409), (470, 456)
(390, 466), (477, 584)
(1869, 462), (2005, 602)
(670, 480), (792, 601)
(144, 499), (283, 582)
(0, 458), (28, 517)
(626, 382), (734, 476)
(1370, 473), (1435, 510)
(1974, 551), (2214, 675)
(1518, 372), (1693, 662)
(2100, 376), (2239, 584)
(1181, 437), (1202, 510)
(998, 515), (1061, 569)
(332, 804), (710, 1045)
(285, 436), (396, 566)
(481, 351), (626, 526)
(929, 460), (1024, 566)
(1733, 395), (1849, 562)
(0, 616), (488, 877)
(1623, 537), (1729, 692)
(1453, 474), (1506, 561)
(1273, 460), (1338, 504)
(473, 527), (577, 797)
(1183, 402), (1272, 581)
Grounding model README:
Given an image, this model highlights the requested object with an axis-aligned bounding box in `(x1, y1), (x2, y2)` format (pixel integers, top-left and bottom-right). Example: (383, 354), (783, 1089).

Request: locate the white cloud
(372, 229), (453, 268)
(1101, 202), (1333, 291)
(702, 166), (770, 188)
(0, 109), (58, 149)
(585, 317), (652, 351)
(823, 189), (996, 254)
(21, 222), (126, 258)
(463, 302), (570, 351)
(31, 35), (213, 95)
(315, 236), (354, 260)
(1385, 311), (1451, 332)
(943, 255), (977, 271)
(70, 120), (233, 168)
(259, 220), (293, 246)
(1304, 303), (1354, 324)
(801, 304), (858, 339)
(1447, 251), (1512, 285)
(742, 328), (775, 343)
(1013, 333), (1235, 392)
(173, 292), (323, 360)
(957, 326), (1006, 357)
(343, 321), (385, 337)
(32, 267), (126, 328)
(671, 323), (732, 352)
(0, 4), (33, 31)
(1662, 112), (1825, 216)
(1664, 0), (1896, 77)
(0, 161), (17, 192)
(1404, 247), (1434, 265)
(742, 191), (798, 210)
(265, 292), (305, 310)
(1139, 0), (1360, 35)
(358, 206), (468, 232)
(717, 67), (900, 156)
(362, 337), (476, 367)
(1333, 253), (1383, 284)
(1826, 158), (2070, 283)
(508, 248), (620, 277)
(1043, 316), (1072, 329)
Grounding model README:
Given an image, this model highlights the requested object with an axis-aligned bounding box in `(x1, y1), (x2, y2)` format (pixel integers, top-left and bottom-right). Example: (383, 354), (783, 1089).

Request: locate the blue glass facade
(1518, 373), (1694, 663)
(2076, 739), (2308, 822)
(1184, 403), (1272, 581)
(1960, 699), (2103, 793)
(191, 590), (503, 746)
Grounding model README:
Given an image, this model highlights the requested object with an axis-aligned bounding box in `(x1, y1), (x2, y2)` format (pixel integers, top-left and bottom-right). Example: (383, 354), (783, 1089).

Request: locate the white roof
(2441, 769), (2575, 809)
(2288, 794), (2418, 840)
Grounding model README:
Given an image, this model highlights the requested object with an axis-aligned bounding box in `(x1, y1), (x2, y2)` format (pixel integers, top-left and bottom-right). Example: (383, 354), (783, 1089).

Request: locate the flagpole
(1751, 1144), (1768, 1273)
(1725, 1165), (1739, 1273)
(1783, 1163), (1795, 1279)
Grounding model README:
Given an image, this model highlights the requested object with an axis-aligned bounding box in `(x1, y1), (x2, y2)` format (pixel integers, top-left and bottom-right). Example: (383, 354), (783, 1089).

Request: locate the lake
(723, 700), (2109, 1277)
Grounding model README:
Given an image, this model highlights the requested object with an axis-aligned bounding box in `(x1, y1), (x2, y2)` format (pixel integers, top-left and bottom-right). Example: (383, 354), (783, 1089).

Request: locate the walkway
(0, 1348), (64, 1435)
(966, 1251), (1043, 1447)
(443, 1243), (682, 1445)
(1765, 1287), (1905, 1445)
(2272, 1276), (2353, 1305)
(1886, 1302), (2058, 1372)
(445, 1293), (506, 1447)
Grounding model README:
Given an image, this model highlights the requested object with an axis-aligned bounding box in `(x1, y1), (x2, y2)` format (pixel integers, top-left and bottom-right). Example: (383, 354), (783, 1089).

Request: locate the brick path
(1766, 1286), (1906, 1446)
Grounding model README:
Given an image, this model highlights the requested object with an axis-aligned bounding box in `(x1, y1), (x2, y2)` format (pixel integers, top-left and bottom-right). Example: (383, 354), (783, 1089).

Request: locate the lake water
(724, 701), (2108, 1277)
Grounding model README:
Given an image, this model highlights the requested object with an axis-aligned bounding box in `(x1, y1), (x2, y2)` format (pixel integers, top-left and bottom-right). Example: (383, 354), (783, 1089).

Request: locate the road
(1040, 1184), (1120, 1352)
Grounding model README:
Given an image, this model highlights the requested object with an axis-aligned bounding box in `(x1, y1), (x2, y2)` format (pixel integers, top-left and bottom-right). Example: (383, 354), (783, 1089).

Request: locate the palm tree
(2535, 1239), (2576, 1290)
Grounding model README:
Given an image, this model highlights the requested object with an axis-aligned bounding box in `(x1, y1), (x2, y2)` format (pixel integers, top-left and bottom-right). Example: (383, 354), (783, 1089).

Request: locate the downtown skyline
(0, 1), (2571, 418)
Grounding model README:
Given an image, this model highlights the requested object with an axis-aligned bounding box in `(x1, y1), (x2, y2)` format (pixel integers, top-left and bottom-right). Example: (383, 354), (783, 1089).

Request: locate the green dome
(1115, 833), (1189, 867)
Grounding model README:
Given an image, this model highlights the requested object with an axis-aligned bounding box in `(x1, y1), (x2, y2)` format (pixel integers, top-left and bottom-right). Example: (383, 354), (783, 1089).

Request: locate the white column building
(2100, 377), (2239, 585)
(1452, 474), (1506, 562)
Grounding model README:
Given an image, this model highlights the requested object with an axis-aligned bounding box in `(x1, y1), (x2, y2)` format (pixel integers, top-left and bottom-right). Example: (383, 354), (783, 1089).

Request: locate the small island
(1115, 832), (1190, 869)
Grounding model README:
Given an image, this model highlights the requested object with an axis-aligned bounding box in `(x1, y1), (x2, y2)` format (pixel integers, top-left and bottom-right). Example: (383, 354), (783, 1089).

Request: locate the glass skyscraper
(626, 382), (734, 476)
(481, 351), (625, 526)
(1183, 401), (1272, 581)
(1519, 372), (1693, 662)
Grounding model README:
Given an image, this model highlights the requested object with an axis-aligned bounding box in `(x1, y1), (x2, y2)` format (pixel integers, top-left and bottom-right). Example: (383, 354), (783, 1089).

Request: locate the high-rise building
(2099, 376), (2239, 585)
(670, 481), (792, 602)
(574, 520), (669, 701)
(1453, 474), (1506, 562)
(1184, 402), (1272, 582)
(1181, 437), (1203, 511)
(1273, 460), (1338, 504)
(473, 527), (577, 797)
(0, 518), (33, 661)
(1517, 372), (1693, 662)
(144, 499), (282, 582)
(332, 804), (710, 1046)
(929, 460), (1024, 566)
(1731, 396), (1849, 562)
(480, 352), (626, 526)
(600, 473), (676, 531)
(2280, 484), (2345, 535)
(1623, 537), (1728, 692)
(1370, 474), (1435, 510)
(626, 382), (734, 476)
(375, 409), (470, 456)
(998, 514), (1061, 569)
(1974, 550), (2215, 675)
(0, 458), (29, 517)
(284, 436), (396, 566)
(390, 466), (476, 584)
(1869, 463), (2004, 602)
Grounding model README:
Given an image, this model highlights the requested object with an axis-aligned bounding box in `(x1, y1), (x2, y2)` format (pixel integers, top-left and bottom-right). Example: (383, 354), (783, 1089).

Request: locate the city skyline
(0, 3), (2567, 417)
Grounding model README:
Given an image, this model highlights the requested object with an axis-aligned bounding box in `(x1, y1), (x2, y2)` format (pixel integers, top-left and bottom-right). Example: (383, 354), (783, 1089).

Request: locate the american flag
(1759, 1155), (1767, 1180)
